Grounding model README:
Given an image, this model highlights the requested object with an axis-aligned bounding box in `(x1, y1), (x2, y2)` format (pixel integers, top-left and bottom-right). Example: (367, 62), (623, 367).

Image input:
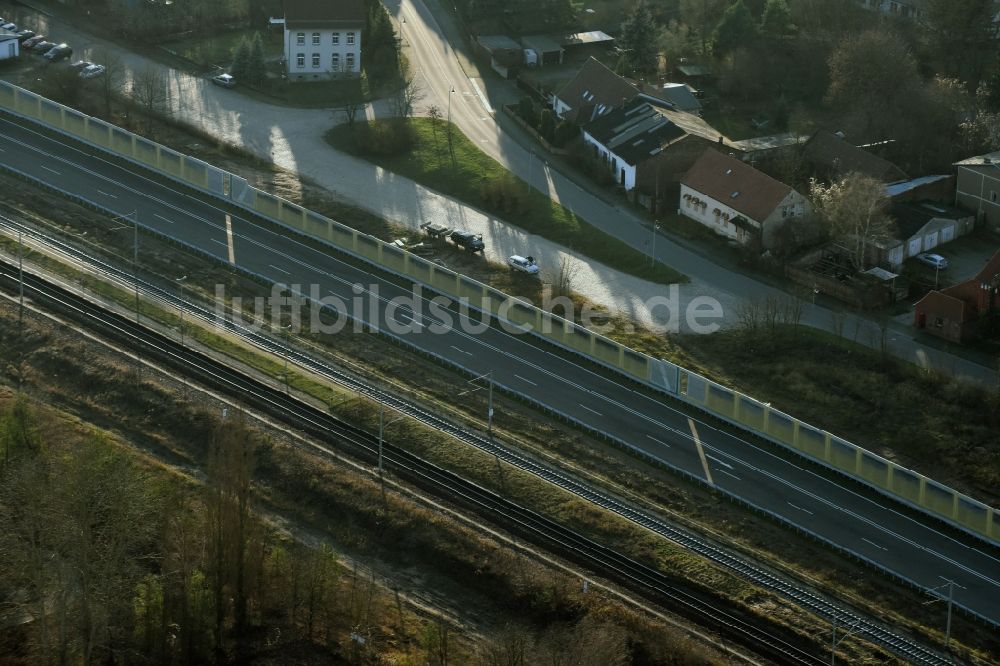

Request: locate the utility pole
(17, 230), (24, 334)
(925, 579), (955, 653)
(829, 616), (861, 665)
(130, 211), (139, 324)
(459, 370), (494, 439)
(378, 400), (405, 495)
(110, 211), (139, 323)
(281, 322), (292, 395)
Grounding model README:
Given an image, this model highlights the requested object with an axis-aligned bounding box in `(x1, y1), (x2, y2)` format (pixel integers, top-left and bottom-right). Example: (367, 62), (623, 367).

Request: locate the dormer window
(731, 191), (741, 199)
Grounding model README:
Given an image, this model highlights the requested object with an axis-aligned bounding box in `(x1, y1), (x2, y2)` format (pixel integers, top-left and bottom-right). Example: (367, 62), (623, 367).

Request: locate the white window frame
(332, 53), (340, 70)
(332, 32), (339, 45)
(347, 32), (355, 45)
(346, 52), (355, 71)
(296, 32), (305, 46)
(312, 32), (320, 45)
(296, 53), (305, 68)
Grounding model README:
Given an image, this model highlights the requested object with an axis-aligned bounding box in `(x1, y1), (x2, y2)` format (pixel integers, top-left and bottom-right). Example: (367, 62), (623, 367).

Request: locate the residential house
(0, 28), (18, 60)
(680, 149), (810, 249)
(282, 0), (364, 80)
(914, 248), (1000, 343)
(581, 99), (734, 200)
(553, 57), (639, 124)
(870, 201), (975, 269)
(955, 151), (1000, 233)
(554, 57), (704, 124)
(802, 131), (907, 184)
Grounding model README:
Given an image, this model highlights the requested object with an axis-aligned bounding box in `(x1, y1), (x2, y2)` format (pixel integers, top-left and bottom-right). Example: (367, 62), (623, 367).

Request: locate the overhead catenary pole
(17, 230), (23, 334)
(829, 616), (861, 666)
(460, 370), (494, 439)
(131, 211), (139, 324)
(923, 579), (955, 655)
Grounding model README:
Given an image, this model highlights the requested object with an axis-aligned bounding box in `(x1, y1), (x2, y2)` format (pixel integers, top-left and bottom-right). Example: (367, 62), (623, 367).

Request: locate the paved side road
(3, 0), (998, 385)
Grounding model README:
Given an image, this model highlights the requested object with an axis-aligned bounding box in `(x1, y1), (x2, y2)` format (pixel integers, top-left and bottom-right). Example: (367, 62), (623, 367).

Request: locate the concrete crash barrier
(1, 80), (995, 546)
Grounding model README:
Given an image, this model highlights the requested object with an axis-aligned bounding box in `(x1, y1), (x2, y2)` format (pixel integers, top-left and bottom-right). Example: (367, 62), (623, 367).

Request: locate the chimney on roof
(985, 157), (993, 164)
(717, 136), (724, 145)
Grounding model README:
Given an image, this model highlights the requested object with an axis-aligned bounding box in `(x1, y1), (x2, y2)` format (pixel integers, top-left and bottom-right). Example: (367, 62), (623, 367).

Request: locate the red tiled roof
(681, 148), (793, 222)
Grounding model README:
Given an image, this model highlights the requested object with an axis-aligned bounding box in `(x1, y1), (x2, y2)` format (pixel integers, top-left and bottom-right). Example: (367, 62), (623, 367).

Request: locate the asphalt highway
(2, 113), (999, 624)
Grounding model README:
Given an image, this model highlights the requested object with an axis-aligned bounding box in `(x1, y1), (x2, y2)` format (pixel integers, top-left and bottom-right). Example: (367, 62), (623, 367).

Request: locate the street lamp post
(527, 150), (534, 194)
(446, 86), (455, 145)
(650, 221), (659, 269)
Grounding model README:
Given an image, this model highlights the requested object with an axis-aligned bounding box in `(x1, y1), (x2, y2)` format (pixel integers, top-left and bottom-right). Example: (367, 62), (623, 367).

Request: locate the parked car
(31, 41), (57, 54)
(916, 253), (949, 270)
(15, 30), (35, 42)
(211, 72), (236, 88)
(22, 35), (46, 49)
(1, 22), (17, 31)
(508, 255), (539, 274)
(80, 64), (105, 79)
(44, 44), (73, 61)
(69, 60), (93, 72)
(449, 230), (485, 253)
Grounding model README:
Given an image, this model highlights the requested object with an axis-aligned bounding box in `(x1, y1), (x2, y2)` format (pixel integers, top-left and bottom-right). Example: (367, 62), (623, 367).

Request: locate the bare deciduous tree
(131, 66), (168, 133)
(206, 411), (258, 654)
(810, 173), (895, 271)
(389, 72), (423, 119)
(91, 47), (124, 116)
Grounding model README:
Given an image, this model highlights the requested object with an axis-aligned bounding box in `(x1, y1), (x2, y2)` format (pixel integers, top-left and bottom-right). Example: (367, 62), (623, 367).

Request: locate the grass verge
(325, 118), (687, 286)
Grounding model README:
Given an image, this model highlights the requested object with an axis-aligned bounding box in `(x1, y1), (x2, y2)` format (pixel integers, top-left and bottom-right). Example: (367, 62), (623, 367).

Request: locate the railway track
(0, 215), (956, 665)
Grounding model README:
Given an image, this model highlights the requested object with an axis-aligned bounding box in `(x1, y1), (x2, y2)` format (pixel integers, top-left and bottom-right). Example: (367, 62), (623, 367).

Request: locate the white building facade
(282, 0), (365, 80)
(0, 30), (19, 60)
(582, 129), (637, 189)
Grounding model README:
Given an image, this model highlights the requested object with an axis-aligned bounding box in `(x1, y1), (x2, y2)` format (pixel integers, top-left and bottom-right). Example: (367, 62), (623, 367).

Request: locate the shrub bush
(352, 119), (415, 155)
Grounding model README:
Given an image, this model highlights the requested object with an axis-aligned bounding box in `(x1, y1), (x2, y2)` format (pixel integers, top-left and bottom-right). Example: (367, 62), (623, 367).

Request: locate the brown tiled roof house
(680, 149), (810, 248)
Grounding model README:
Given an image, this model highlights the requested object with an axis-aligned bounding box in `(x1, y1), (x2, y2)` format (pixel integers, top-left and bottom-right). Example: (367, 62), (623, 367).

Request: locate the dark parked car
(44, 44), (73, 61)
(449, 230), (485, 253)
(31, 41), (57, 54)
(15, 30), (35, 43)
(22, 35), (45, 49)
